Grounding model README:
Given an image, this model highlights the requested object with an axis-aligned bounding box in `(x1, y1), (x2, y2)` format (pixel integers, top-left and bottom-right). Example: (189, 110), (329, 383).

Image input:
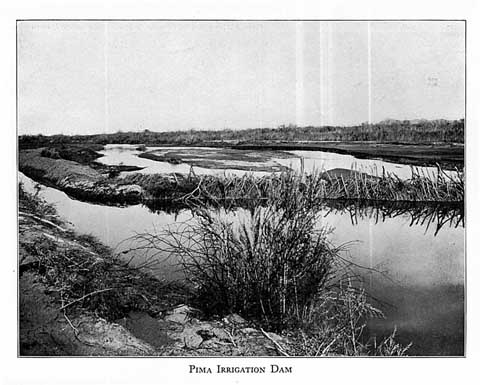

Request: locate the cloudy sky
(17, 21), (465, 135)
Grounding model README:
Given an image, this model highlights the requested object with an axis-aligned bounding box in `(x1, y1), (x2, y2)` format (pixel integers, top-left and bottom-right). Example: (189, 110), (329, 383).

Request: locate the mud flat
(231, 142), (464, 170)
(138, 147), (294, 172)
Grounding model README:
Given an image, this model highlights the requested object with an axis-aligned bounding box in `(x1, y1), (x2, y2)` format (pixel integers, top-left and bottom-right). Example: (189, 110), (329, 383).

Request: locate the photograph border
(15, 18), (467, 359)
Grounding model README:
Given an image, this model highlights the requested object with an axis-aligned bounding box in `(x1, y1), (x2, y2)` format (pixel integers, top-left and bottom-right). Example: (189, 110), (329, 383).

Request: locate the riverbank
(18, 185), (299, 356)
(19, 149), (144, 204)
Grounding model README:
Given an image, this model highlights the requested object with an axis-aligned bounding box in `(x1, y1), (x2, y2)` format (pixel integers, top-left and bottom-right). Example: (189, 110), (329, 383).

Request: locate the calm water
(18, 172), (464, 356)
(97, 145), (273, 177)
(97, 144), (449, 180)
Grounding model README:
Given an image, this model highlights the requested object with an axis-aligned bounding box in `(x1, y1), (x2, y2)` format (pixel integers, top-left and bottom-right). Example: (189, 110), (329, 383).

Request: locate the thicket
(18, 119), (464, 149)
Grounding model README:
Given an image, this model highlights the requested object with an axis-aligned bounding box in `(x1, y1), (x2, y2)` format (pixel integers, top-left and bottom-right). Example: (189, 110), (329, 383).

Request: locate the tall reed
(122, 165), (464, 206)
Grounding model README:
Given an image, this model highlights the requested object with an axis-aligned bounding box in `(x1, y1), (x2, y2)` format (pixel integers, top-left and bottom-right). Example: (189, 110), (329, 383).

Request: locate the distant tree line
(18, 119), (464, 149)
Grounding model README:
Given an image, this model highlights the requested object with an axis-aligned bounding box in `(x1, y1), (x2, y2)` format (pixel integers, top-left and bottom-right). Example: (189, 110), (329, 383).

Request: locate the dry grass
(285, 283), (411, 356)
(123, 165), (464, 208)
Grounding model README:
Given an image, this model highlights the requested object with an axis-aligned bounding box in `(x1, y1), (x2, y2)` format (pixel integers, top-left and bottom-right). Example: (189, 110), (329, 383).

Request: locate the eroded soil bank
(19, 149), (145, 204)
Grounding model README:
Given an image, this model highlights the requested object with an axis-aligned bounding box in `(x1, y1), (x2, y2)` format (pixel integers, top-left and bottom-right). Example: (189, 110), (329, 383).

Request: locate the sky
(17, 21), (465, 135)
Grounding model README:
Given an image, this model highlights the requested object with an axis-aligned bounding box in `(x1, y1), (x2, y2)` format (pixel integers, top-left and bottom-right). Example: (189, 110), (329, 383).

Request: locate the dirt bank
(19, 149), (144, 204)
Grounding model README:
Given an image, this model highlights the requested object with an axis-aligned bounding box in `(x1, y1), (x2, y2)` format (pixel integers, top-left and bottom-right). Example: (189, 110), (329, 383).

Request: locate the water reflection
(321, 200), (464, 236)
(144, 198), (464, 237)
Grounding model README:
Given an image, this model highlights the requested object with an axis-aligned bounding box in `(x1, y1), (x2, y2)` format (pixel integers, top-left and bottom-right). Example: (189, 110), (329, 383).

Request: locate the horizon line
(18, 117), (465, 137)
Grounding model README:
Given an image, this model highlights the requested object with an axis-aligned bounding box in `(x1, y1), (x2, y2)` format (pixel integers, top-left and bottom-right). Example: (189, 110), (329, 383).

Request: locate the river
(96, 144), (451, 180)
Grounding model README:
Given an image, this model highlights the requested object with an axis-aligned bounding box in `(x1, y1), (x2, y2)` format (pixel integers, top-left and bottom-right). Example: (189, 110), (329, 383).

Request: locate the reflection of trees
(321, 200), (464, 236)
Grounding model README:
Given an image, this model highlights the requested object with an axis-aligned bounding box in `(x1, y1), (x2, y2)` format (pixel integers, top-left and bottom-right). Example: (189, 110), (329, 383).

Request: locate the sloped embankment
(19, 149), (143, 203)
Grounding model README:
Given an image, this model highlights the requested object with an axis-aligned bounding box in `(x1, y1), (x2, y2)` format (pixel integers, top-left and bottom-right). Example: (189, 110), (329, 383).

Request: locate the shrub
(188, 208), (340, 329)
(40, 148), (60, 159)
(130, 185), (347, 330)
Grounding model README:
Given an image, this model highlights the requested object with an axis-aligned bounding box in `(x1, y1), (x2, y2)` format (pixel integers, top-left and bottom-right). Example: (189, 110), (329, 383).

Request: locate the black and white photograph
(16, 19), (465, 361)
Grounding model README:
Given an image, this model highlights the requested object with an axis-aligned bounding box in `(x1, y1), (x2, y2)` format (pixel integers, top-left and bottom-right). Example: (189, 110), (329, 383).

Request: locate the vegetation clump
(121, 166), (464, 208)
(285, 286), (411, 356)
(38, 144), (104, 164)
